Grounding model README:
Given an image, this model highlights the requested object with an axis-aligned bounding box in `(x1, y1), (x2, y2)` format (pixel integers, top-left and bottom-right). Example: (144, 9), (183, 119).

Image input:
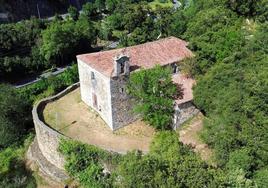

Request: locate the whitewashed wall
(78, 59), (113, 129)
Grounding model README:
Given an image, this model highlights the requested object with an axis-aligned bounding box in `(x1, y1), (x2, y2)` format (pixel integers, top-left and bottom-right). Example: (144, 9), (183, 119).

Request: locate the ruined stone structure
(77, 37), (199, 130)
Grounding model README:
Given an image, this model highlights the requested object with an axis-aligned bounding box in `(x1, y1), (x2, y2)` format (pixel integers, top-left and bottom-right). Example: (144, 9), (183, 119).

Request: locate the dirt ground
(178, 113), (214, 163)
(43, 88), (155, 154)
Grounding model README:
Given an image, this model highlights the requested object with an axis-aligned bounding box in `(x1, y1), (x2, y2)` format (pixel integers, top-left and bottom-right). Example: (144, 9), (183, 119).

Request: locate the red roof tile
(77, 37), (193, 77)
(172, 74), (195, 104)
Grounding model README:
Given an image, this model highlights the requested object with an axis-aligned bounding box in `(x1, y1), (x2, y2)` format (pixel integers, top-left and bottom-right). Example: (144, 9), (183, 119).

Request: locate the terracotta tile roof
(77, 37), (193, 77)
(172, 74), (195, 104)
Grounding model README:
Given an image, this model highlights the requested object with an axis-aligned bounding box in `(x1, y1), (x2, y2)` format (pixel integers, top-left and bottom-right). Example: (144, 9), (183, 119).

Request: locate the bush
(0, 84), (31, 148)
(0, 135), (36, 188)
(59, 139), (119, 188)
(60, 131), (221, 187)
(18, 64), (79, 104)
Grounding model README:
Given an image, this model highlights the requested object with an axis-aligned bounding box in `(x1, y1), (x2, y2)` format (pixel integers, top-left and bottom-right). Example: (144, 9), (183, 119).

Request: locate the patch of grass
(149, 0), (173, 10)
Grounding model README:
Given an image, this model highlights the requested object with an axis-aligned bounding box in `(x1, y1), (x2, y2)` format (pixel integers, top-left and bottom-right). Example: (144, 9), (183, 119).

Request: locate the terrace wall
(32, 83), (79, 170)
(173, 101), (199, 129)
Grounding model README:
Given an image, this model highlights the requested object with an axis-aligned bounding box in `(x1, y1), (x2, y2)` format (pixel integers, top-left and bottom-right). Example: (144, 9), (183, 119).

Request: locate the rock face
(30, 83), (79, 181)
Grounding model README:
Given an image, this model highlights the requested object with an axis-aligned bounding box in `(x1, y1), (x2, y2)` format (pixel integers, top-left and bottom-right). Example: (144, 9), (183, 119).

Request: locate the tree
(254, 168), (268, 188)
(106, 0), (118, 12)
(68, 6), (79, 21)
(194, 22), (268, 172)
(95, 0), (106, 12)
(0, 84), (31, 148)
(39, 18), (96, 65)
(127, 65), (181, 129)
(226, 0), (268, 21)
(0, 18), (45, 82)
(81, 2), (97, 18)
(115, 131), (220, 187)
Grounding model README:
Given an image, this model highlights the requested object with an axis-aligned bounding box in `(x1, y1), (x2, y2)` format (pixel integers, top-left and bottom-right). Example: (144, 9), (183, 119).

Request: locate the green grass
(149, 0), (173, 10)
(0, 133), (37, 187)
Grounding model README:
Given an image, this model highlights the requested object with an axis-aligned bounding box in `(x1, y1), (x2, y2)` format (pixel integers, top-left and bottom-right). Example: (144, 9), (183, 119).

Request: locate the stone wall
(32, 83), (79, 170)
(173, 101), (199, 129)
(78, 59), (113, 129)
(110, 76), (138, 130)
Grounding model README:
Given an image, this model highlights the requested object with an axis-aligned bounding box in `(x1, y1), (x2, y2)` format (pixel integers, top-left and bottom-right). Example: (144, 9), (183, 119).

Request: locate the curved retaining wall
(32, 83), (80, 170)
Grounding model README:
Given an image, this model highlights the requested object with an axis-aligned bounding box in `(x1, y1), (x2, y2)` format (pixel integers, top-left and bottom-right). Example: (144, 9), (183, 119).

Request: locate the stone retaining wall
(32, 83), (79, 170)
(173, 101), (199, 130)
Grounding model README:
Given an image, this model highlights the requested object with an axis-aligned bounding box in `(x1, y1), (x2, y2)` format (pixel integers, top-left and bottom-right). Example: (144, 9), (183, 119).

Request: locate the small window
(120, 62), (125, 74)
(91, 72), (95, 80)
(172, 64), (178, 74)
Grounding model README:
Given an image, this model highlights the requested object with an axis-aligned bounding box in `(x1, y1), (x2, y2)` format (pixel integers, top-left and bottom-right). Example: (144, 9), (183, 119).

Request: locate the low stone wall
(173, 101), (199, 129)
(32, 83), (80, 170)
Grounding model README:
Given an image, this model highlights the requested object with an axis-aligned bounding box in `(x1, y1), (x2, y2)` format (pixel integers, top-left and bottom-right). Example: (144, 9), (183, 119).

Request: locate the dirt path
(178, 113), (213, 163)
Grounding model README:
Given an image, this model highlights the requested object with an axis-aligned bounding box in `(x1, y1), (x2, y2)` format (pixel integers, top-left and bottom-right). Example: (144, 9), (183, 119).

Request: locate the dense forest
(0, 0), (89, 22)
(0, 0), (267, 187)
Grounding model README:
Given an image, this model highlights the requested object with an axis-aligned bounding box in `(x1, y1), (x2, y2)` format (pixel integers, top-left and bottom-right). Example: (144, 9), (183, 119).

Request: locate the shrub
(59, 139), (119, 188)
(0, 84), (31, 148)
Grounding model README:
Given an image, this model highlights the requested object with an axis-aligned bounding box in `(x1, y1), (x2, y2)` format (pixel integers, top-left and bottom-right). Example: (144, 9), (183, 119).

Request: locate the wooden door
(92, 93), (98, 108)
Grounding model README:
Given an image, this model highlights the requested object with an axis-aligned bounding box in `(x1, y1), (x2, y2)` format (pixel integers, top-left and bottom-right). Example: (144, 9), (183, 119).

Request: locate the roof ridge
(77, 37), (193, 77)
(76, 36), (183, 58)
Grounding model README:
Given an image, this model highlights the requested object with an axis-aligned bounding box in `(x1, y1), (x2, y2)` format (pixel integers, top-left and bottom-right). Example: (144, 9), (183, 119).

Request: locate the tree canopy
(127, 65), (181, 130)
(0, 84), (31, 148)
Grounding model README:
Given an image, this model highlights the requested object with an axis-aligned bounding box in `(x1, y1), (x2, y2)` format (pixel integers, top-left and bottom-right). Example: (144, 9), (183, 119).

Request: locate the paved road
(14, 66), (70, 89)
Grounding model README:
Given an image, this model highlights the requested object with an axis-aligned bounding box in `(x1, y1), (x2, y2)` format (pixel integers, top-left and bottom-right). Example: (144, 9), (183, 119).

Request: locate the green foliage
(81, 2), (97, 18)
(223, 168), (256, 188)
(193, 16), (268, 184)
(115, 131), (221, 187)
(68, 6), (79, 21)
(226, 148), (255, 176)
(60, 131), (221, 188)
(226, 0), (268, 21)
(0, 84), (31, 148)
(253, 168), (268, 188)
(18, 64), (79, 104)
(184, 6), (245, 74)
(1, 14), (95, 82)
(127, 65), (180, 129)
(0, 134), (36, 188)
(95, 0), (106, 12)
(0, 18), (44, 51)
(106, 0), (119, 12)
(59, 139), (119, 188)
(1, 0), (267, 186)
(0, 18), (46, 81)
(100, 1), (170, 46)
(39, 18), (96, 65)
